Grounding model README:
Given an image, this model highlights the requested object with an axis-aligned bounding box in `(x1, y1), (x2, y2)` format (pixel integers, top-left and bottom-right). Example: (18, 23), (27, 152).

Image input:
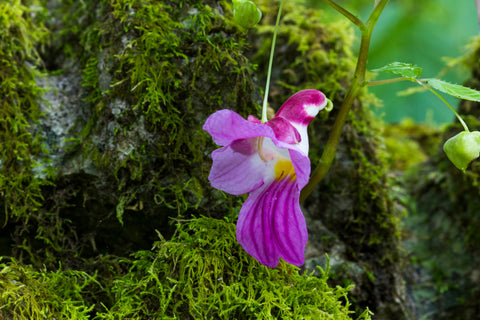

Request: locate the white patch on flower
(304, 103), (324, 118)
(288, 122), (309, 155)
(262, 137), (290, 159)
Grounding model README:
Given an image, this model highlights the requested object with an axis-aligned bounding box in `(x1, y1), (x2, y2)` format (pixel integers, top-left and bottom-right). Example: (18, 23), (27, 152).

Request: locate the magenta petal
(267, 117), (301, 144)
(275, 89), (327, 126)
(209, 139), (266, 195)
(203, 110), (272, 146)
(273, 180), (307, 265)
(289, 150), (311, 190)
(247, 115), (261, 124)
(236, 178), (307, 267)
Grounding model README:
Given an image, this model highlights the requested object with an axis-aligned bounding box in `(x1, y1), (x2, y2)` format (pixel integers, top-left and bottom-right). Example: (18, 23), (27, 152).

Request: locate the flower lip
(236, 175), (307, 267)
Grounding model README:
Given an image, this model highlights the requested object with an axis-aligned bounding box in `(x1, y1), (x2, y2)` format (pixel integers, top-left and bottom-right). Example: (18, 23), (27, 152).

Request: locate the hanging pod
(233, 0), (262, 28)
(443, 131), (480, 172)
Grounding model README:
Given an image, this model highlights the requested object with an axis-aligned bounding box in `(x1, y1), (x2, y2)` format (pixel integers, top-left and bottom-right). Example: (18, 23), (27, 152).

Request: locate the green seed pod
(443, 131), (480, 172)
(233, 0), (262, 29)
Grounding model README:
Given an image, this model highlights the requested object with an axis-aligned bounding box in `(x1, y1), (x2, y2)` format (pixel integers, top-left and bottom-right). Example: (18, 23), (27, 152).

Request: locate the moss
(0, 0), (72, 268)
(57, 0), (258, 216)
(0, 258), (97, 319)
(96, 217), (371, 320)
(383, 119), (442, 171)
(1, 218), (372, 319)
(0, 0), (50, 220)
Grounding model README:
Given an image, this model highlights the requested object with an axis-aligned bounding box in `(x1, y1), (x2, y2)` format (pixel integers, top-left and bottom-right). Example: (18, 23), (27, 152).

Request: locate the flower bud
(233, 0), (262, 29)
(443, 131), (480, 172)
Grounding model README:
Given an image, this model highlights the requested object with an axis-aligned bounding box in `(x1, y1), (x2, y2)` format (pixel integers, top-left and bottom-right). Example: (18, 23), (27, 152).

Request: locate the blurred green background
(305, 0), (478, 125)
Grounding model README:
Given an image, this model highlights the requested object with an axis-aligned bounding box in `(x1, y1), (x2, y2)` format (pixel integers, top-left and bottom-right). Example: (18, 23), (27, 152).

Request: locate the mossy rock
(97, 217), (372, 319)
(3, 0), (258, 266)
(0, 0), (409, 318)
(0, 217), (371, 320)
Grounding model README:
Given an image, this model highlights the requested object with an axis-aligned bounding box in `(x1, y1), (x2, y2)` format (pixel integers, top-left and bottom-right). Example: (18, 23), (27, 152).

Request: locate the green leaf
(426, 78), (480, 102)
(372, 62), (422, 79)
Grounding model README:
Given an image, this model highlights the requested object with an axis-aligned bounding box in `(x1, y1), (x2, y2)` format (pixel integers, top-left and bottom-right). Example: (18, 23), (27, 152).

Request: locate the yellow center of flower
(274, 157), (296, 181)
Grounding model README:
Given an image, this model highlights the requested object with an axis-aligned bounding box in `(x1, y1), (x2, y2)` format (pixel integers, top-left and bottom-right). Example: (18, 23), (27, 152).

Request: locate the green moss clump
(50, 0), (258, 220)
(0, 0), (76, 266)
(96, 217), (371, 320)
(0, 258), (98, 319)
(1, 218), (372, 319)
(0, 0), (50, 220)
(383, 119), (441, 171)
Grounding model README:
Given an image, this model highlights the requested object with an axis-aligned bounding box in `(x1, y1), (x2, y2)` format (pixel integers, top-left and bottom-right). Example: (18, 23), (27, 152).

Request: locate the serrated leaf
(372, 62), (422, 79)
(426, 78), (480, 102)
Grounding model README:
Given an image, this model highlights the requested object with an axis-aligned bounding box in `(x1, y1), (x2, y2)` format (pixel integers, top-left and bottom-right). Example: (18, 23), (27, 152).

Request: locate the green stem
(369, 77), (470, 132)
(367, 77), (410, 86)
(300, 0), (390, 203)
(321, 0), (365, 30)
(262, 0), (285, 123)
(415, 79), (470, 132)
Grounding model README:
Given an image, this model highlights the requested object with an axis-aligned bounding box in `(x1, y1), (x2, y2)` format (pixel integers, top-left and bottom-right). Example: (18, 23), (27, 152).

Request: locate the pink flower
(203, 90), (327, 267)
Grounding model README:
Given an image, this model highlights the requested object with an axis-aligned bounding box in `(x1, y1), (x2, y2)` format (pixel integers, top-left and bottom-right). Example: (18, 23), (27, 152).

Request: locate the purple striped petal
(288, 149), (311, 190)
(236, 177), (307, 267)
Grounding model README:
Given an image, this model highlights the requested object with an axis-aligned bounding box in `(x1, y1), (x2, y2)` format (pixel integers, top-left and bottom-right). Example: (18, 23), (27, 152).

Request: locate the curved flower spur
(203, 89), (327, 267)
